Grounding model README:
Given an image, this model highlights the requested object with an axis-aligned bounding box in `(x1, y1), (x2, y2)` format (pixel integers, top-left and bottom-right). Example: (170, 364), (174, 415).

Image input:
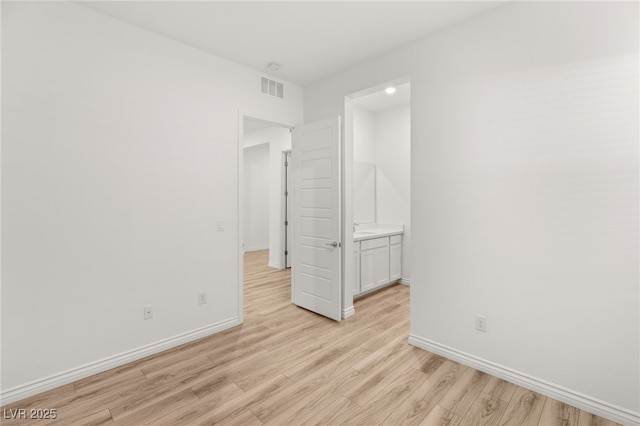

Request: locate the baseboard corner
(267, 261), (284, 269)
(342, 306), (355, 319)
(407, 334), (639, 426)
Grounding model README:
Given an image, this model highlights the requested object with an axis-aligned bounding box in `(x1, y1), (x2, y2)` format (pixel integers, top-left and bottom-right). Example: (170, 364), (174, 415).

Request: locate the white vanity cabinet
(389, 234), (402, 282)
(354, 230), (402, 297)
(353, 242), (361, 295)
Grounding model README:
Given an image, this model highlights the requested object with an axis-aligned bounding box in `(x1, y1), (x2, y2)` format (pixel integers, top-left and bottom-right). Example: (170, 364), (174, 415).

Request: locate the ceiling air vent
(261, 77), (284, 99)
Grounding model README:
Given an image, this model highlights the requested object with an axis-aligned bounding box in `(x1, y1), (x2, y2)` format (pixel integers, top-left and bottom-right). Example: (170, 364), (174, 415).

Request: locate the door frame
(237, 112), (294, 324)
(282, 150), (292, 270)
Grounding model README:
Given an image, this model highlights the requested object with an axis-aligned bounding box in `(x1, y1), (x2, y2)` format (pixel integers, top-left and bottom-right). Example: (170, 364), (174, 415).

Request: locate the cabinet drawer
(390, 234), (402, 245)
(360, 237), (388, 251)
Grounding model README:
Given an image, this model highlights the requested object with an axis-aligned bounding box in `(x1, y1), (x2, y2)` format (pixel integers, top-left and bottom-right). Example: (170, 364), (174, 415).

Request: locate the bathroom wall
(374, 105), (411, 282)
(353, 107), (376, 164)
(352, 104), (411, 283)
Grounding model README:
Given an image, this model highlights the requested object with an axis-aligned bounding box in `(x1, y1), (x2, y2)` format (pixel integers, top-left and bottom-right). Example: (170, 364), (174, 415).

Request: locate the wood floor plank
(439, 367), (491, 417)
(380, 360), (467, 425)
(498, 387), (547, 425)
(0, 384), (76, 413)
(150, 382), (244, 426)
(250, 347), (372, 424)
(577, 410), (619, 426)
(232, 337), (327, 391)
(280, 394), (360, 426)
(483, 375), (519, 403)
(71, 409), (114, 426)
(538, 398), (581, 426)
(189, 347), (271, 397)
(111, 388), (198, 425)
(191, 374), (291, 425)
(281, 327), (377, 383)
(460, 392), (509, 426)
(420, 405), (462, 426)
(353, 334), (427, 376)
(344, 362), (420, 407)
(0, 250), (622, 426)
(414, 351), (449, 376)
(343, 366), (429, 425)
(217, 410), (264, 426)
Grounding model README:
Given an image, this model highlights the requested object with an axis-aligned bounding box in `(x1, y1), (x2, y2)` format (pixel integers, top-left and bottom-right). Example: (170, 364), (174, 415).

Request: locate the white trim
(268, 261), (284, 269)
(342, 98), (355, 320)
(281, 150), (290, 270)
(244, 245), (269, 253)
(237, 111), (245, 324)
(1, 317), (241, 406)
(342, 306), (355, 319)
(408, 334), (639, 426)
(400, 278), (411, 286)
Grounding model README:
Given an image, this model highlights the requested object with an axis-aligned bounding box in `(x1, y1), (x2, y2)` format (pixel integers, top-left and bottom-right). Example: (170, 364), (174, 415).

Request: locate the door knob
(325, 241), (338, 248)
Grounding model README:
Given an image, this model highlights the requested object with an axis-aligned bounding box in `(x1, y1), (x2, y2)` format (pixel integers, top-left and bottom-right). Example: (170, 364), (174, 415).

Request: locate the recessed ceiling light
(267, 62), (281, 71)
(385, 86), (396, 95)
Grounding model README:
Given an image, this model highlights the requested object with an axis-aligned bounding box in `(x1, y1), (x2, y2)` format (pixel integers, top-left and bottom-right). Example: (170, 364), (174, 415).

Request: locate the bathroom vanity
(353, 225), (403, 296)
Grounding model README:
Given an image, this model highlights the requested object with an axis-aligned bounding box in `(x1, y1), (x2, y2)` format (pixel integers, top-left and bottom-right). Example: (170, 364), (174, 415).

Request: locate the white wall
(353, 107), (376, 164)
(352, 106), (376, 224)
(353, 104), (411, 281)
(374, 105), (411, 282)
(243, 143), (270, 252)
(242, 126), (292, 268)
(1, 1), (302, 401)
(305, 2), (639, 424)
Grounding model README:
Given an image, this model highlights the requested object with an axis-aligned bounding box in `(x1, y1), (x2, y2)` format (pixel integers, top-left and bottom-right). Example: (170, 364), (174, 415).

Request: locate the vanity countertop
(353, 224), (403, 242)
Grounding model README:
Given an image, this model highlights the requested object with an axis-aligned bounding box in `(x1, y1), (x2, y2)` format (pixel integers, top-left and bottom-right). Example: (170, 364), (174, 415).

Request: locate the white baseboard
(400, 278), (410, 286)
(1, 317), (242, 406)
(408, 334), (639, 426)
(244, 246), (269, 253)
(342, 306), (355, 319)
(268, 261), (284, 269)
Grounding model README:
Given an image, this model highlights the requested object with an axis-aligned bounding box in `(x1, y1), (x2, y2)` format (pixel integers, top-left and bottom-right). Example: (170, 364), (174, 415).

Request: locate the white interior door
(292, 116), (342, 321)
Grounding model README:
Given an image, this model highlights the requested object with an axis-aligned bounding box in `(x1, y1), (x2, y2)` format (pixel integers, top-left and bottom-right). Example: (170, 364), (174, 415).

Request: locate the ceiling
(352, 82), (410, 113)
(78, 1), (506, 87)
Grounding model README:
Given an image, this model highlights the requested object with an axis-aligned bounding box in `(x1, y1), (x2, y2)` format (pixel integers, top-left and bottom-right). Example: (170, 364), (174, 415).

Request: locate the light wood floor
(2, 250), (619, 425)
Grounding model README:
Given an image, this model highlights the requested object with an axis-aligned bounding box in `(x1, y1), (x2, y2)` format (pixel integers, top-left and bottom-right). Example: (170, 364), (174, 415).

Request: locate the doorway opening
(239, 115), (293, 320)
(344, 79), (411, 314)
(239, 115), (343, 322)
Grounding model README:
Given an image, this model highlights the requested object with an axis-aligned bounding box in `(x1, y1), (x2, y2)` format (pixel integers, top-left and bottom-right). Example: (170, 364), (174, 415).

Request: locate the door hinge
(285, 250), (288, 255)
(284, 161), (288, 167)
(284, 220), (288, 226)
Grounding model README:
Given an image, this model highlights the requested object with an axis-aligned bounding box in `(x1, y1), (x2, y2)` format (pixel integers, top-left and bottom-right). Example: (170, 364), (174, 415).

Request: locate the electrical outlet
(144, 305), (154, 320)
(198, 292), (207, 305)
(475, 314), (487, 332)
